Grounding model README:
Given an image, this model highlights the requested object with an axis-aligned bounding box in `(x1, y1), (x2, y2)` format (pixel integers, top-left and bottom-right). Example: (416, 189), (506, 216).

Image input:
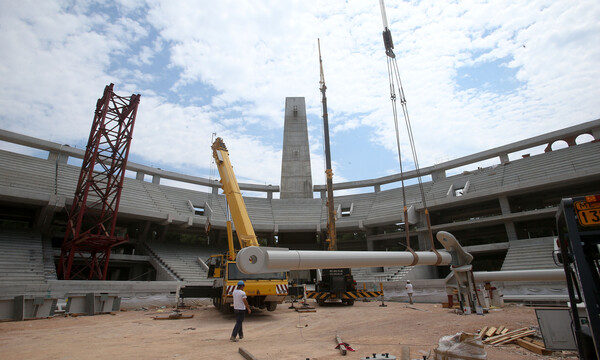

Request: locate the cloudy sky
(0, 0), (598, 195)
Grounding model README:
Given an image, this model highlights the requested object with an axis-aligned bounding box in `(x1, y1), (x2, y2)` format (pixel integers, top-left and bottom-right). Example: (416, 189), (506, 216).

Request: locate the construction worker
(230, 280), (251, 342)
(405, 280), (414, 304)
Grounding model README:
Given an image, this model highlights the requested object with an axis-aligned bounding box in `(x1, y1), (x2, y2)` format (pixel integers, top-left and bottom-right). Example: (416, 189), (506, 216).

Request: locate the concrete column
(267, 233), (275, 247)
(280, 97), (313, 199)
(592, 127), (600, 140)
(499, 196), (518, 241)
(418, 210), (429, 250)
(417, 232), (429, 251)
(140, 221), (152, 241)
(47, 150), (69, 164)
(366, 228), (375, 251)
(498, 195), (511, 214)
(431, 169), (446, 182)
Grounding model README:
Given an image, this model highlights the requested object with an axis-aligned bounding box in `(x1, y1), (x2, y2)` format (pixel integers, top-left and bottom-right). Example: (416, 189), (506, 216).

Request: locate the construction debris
(404, 305), (429, 312)
(477, 325), (552, 355)
(361, 353), (396, 359)
(334, 332), (355, 355)
(295, 305), (316, 313)
(335, 333), (347, 356)
(152, 310), (194, 320)
(483, 327), (536, 345)
(238, 347), (259, 360)
(434, 332), (486, 360)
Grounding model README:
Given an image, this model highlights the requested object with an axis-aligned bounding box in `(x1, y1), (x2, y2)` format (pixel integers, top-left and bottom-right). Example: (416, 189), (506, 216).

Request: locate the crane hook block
(382, 29), (395, 58)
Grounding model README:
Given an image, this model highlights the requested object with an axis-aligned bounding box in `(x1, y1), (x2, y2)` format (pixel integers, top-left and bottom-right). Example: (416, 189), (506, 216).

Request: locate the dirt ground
(0, 300), (578, 360)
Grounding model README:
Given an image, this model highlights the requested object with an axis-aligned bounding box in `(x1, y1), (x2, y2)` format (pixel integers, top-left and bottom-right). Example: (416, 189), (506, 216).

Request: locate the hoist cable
(386, 55), (418, 265)
(383, 32), (441, 265)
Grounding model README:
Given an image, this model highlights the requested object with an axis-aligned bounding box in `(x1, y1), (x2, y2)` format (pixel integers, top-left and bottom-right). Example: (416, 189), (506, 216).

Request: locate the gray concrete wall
(360, 278), (568, 304)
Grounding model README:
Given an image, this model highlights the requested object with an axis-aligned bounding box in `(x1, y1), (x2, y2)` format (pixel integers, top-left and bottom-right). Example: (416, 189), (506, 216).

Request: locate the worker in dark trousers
(231, 280), (251, 342)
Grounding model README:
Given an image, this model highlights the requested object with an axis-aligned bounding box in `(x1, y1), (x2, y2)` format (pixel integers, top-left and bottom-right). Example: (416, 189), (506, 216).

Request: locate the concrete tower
(280, 97), (313, 199)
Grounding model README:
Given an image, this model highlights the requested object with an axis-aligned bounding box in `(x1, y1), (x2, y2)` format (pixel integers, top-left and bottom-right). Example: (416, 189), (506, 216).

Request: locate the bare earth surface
(0, 301), (578, 360)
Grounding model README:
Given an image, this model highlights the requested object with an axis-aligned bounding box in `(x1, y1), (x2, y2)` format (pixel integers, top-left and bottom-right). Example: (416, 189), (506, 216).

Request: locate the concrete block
(0, 296), (57, 321)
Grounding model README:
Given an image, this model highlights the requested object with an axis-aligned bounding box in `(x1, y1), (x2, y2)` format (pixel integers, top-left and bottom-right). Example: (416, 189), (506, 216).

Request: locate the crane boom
(182, 137), (289, 313)
(211, 137), (259, 253)
(318, 39), (337, 251)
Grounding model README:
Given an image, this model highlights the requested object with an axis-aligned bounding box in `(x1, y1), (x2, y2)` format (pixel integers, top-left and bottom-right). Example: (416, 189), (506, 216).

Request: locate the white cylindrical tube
(236, 246), (452, 274)
(473, 269), (565, 282)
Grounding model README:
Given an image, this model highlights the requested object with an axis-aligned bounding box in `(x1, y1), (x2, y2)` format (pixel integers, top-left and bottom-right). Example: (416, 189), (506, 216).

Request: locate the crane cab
(208, 256), (289, 312)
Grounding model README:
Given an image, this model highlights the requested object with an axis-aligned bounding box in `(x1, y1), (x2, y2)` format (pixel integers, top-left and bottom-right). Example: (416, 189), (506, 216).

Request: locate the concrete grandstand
(0, 117), (599, 317)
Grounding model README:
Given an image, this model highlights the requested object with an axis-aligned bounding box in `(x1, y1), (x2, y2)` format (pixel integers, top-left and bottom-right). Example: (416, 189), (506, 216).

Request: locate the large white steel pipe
(236, 246), (452, 274)
(473, 269), (565, 282)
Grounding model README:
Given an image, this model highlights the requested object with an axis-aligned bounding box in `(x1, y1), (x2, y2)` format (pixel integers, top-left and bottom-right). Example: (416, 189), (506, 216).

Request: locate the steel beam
(473, 269), (565, 282)
(236, 246), (453, 274)
(236, 230), (470, 274)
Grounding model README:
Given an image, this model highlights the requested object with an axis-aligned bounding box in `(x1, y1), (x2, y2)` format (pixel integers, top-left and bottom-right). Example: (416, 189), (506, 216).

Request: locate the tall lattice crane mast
(58, 83), (141, 280)
(318, 39), (337, 252)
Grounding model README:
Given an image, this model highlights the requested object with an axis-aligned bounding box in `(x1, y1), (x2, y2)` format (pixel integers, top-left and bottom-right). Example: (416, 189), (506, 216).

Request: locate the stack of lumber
(477, 326), (552, 355)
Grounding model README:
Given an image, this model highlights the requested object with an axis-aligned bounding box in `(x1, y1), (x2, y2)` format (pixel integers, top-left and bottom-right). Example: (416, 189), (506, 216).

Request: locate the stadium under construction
(0, 98), (599, 316)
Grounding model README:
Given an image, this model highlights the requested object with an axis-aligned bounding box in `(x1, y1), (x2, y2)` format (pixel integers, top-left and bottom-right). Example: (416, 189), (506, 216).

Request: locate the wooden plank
(500, 328), (509, 334)
(487, 328), (531, 345)
(516, 339), (552, 355)
(492, 330), (536, 345)
(530, 339), (546, 348)
(483, 327), (528, 343)
(484, 327), (497, 337)
(495, 326), (505, 335)
(478, 326), (488, 339)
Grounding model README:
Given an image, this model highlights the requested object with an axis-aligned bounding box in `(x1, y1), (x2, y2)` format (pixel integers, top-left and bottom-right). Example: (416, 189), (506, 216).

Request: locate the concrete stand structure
(0, 116), (599, 308)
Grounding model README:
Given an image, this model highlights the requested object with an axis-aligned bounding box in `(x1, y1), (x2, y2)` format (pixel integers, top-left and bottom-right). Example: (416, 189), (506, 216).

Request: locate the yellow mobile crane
(180, 138), (288, 312)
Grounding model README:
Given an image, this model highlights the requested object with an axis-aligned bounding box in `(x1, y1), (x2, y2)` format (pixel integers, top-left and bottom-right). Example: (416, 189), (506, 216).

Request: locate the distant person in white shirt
(405, 280), (414, 304)
(230, 280), (251, 342)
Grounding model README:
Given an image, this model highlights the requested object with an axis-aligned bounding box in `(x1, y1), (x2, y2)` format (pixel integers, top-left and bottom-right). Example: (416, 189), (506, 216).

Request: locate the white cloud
(0, 0), (598, 191)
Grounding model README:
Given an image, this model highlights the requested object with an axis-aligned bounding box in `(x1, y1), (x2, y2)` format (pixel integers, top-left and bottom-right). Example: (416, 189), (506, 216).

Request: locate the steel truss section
(58, 83), (140, 280)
